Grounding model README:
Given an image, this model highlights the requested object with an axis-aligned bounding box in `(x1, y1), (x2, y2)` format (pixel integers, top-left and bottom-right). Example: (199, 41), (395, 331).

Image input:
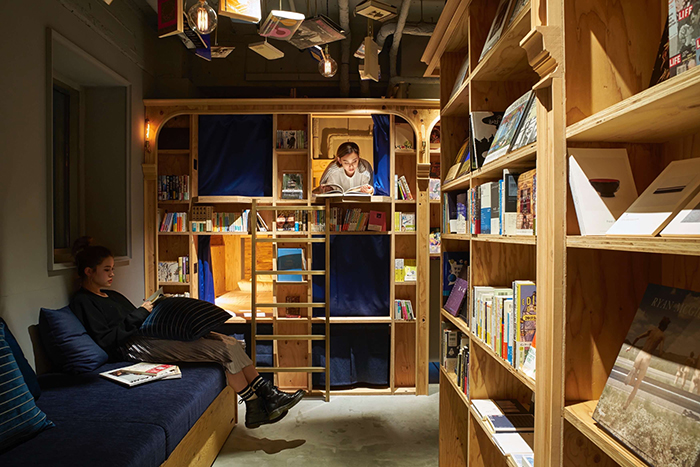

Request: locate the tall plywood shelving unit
(423, 0), (700, 466)
(143, 99), (440, 397)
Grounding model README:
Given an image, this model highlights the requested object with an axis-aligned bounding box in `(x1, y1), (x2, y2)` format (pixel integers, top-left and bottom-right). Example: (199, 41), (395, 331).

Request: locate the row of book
(570, 148), (700, 237)
(277, 210), (321, 232)
(158, 257), (189, 283)
(276, 130), (307, 149)
(158, 175), (190, 201)
(394, 211), (416, 232)
(159, 211), (188, 232)
(394, 259), (416, 282)
(444, 168), (536, 236)
(442, 326), (469, 397)
(191, 211), (270, 233)
(395, 175), (414, 200)
(328, 208), (383, 232)
(394, 299), (415, 320)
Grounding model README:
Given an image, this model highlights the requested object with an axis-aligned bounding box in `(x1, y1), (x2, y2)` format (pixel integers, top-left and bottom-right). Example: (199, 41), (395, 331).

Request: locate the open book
(100, 363), (181, 387)
(313, 183), (372, 198)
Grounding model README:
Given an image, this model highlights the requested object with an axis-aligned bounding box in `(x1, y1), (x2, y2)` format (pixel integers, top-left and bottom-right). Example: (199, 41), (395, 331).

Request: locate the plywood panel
(471, 241), (536, 287)
(468, 411), (509, 467)
(395, 152), (417, 198)
(158, 235), (190, 261)
(439, 373), (469, 466)
(276, 114), (308, 132)
(210, 238), (226, 297)
(394, 322), (416, 387)
(562, 420), (620, 467)
(224, 236), (242, 292)
(469, 339), (533, 404)
(275, 320), (309, 389)
(243, 238), (272, 280)
(470, 80), (534, 113)
(468, 0), (501, 72)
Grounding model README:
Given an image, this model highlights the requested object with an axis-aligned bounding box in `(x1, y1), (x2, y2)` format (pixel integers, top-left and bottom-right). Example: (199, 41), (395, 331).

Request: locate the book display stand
(143, 99), (439, 397)
(424, 0), (700, 466)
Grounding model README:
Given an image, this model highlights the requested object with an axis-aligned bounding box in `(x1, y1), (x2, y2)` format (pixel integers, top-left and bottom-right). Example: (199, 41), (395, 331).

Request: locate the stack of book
(327, 208), (384, 232)
(395, 175), (414, 200)
(394, 259), (416, 282)
(471, 398), (534, 461)
(159, 211), (188, 232)
(191, 210), (270, 233)
(394, 299), (415, 320)
(276, 210), (312, 231)
(394, 211), (416, 232)
(472, 281), (536, 373)
(442, 326), (469, 397)
(276, 130), (307, 149)
(158, 257), (189, 283)
(158, 175), (190, 201)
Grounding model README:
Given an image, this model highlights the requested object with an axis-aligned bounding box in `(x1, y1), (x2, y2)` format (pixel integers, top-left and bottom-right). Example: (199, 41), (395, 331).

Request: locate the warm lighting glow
(188, 0), (218, 34)
(319, 46), (337, 78)
(145, 119), (151, 141)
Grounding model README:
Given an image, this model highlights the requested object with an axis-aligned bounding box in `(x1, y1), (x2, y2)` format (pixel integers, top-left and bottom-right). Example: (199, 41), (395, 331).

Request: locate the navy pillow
(0, 318), (40, 400)
(0, 323), (54, 453)
(140, 298), (231, 341)
(38, 307), (108, 374)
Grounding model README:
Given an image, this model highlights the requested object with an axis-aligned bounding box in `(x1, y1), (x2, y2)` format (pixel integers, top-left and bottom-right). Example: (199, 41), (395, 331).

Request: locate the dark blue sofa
(1, 361), (236, 467)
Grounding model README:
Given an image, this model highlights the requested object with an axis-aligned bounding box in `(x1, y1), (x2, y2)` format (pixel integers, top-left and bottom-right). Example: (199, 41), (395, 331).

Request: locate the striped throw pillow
(0, 323), (54, 453)
(139, 298), (231, 341)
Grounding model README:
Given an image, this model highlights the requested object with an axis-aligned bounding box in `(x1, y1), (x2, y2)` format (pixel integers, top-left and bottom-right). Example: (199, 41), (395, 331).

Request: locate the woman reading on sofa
(69, 237), (302, 429)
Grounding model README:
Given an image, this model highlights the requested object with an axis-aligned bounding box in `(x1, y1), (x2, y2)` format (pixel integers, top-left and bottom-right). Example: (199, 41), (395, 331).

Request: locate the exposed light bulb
(319, 56), (337, 78)
(188, 0), (218, 35)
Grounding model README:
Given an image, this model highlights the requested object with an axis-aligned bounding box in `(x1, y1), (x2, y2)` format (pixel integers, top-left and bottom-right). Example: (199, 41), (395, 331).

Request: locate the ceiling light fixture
(319, 45), (337, 78)
(188, 0), (218, 35)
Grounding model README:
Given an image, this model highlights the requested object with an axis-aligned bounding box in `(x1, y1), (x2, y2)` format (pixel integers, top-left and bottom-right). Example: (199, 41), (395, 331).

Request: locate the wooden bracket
(417, 162), (431, 180)
(142, 163), (157, 181)
(520, 26), (563, 87)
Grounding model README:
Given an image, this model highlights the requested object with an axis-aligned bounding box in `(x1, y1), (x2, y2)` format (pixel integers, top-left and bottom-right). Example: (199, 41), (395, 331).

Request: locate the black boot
(244, 397), (288, 429)
(255, 380), (305, 420)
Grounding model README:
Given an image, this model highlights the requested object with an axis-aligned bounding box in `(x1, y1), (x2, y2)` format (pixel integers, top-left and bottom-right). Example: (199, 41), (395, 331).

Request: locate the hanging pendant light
(319, 45), (338, 78)
(188, 0), (218, 35)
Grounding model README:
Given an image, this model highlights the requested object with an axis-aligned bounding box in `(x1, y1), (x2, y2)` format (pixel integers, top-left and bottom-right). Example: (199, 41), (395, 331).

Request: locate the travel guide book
(593, 283), (700, 467)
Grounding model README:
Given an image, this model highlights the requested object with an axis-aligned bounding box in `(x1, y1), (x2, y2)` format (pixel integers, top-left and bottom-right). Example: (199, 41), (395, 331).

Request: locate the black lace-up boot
(244, 397), (288, 429)
(255, 380), (305, 420)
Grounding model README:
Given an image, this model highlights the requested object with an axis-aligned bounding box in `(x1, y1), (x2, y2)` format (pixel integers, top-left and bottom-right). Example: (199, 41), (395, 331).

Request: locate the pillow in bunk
(139, 298), (231, 341)
(0, 323), (54, 453)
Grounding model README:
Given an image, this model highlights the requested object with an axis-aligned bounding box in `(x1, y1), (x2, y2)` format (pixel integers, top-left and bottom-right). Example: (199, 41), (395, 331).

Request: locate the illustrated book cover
(509, 93), (537, 152)
(277, 247), (305, 282)
(445, 277), (469, 317)
(516, 168), (536, 235)
(218, 0), (262, 23)
(443, 252), (469, 297)
(470, 112), (504, 170)
(259, 10), (305, 41)
(100, 364), (179, 387)
(479, 0), (515, 61)
(289, 15), (346, 50)
(592, 283), (700, 467)
(483, 91), (534, 165)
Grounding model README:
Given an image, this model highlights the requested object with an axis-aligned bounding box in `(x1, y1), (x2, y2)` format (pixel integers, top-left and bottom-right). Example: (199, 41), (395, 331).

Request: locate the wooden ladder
(250, 200), (331, 402)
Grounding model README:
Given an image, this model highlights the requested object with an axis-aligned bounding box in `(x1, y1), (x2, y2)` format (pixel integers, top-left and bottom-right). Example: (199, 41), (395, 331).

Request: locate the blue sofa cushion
(0, 323), (54, 453)
(0, 318), (40, 400)
(38, 307), (108, 374)
(36, 361), (226, 457)
(140, 297), (230, 341)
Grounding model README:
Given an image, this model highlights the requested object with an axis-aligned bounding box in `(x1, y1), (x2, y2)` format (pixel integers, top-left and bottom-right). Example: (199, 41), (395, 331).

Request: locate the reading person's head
(73, 236), (114, 288)
(335, 142), (361, 177)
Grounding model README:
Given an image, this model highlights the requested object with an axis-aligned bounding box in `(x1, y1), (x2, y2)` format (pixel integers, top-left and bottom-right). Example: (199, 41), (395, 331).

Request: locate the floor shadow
(224, 433), (306, 455)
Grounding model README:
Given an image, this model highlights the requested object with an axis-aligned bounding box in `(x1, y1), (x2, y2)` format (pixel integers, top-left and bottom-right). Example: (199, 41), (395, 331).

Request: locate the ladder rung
(254, 206), (326, 211)
(255, 367), (326, 373)
(254, 237), (326, 243)
(256, 302), (325, 308)
(255, 270), (325, 276)
(254, 335), (326, 341)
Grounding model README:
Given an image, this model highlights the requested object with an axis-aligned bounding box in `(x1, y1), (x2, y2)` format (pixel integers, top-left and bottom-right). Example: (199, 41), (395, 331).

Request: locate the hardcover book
(479, 0), (515, 61)
(592, 284), (700, 467)
(443, 252), (469, 296)
(288, 15), (346, 50)
(513, 281), (536, 368)
(568, 148), (638, 235)
(259, 10), (305, 41)
(470, 112), (504, 170)
(277, 248), (305, 282)
(445, 139), (470, 181)
(218, 0), (262, 23)
(661, 189), (700, 236)
(281, 173), (304, 199)
(158, 0), (183, 38)
(510, 96), (537, 152)
(484, 91), (534, 165)
(368, 210), (386, 231)
(669, 0), (699, 77)
(502, 170), (519, 235)
(516, 168), (536, 235)
(445, 278), (469, 316)
(607, 158), (700, 236)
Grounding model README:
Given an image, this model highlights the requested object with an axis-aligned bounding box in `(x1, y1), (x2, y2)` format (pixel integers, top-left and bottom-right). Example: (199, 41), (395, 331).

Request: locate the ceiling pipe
(389, 0), (412, 79)
(338, 0), (351, 96)
(377, 22), (435, 52)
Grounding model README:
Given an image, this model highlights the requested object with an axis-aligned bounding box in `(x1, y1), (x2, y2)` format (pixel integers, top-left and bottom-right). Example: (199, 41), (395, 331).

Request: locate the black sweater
(70, 288), (150, 359)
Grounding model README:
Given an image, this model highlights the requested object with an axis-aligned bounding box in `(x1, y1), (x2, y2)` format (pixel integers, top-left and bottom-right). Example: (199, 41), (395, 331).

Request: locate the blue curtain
(312, 235), (390, 317)
(372, 115), (391, 196)
(312, 324), (390, 387)
(198, 115), (273, 196)
(197, 236), (215, 304)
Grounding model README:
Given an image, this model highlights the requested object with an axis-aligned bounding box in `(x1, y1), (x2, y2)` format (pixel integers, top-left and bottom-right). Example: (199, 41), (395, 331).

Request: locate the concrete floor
(213, 385), (439, 467)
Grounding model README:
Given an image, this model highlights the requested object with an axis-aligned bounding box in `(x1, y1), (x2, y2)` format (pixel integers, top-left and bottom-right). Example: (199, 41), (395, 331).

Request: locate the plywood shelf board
(472, 235), (536, 245)
(441, 365), (470, 408)
(441, 307), (470, 336)
(567, 236), (700, 256)
(469, 333), (535, 392)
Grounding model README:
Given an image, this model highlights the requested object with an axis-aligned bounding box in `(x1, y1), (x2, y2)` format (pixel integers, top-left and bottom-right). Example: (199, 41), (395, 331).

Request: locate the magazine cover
(259, 10), (305, 41)
(593, 284), (700, 467)
(288, 15), (346, 49)
(510, 95), (537, 151)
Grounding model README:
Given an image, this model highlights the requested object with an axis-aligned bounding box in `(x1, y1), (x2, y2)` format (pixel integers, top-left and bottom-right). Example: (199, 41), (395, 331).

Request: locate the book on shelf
(394, 258), (405, 282)
(442, 326), (460, 373)
(400, 212), (416, 232)
(472, 286), (511, 350)
(259, 10), (305, 41)
(470, 112), (504, 170)
(276, 248), (305, 282)
(444, 277), (469, 317)
(568, 148), (638, 236)
(661, 188), (700, 236)
(276, 130), (307, 149)
(650, 21), (670, 87)
(480, 183), (492, 234)
(479, 0), (516, 61)
(158, 175), (190, 201)
(502, 170), (519, 235)
(483, 91), (534, 166)
(593, 283), (700, 467)
(669, 0), (699, 77)
(513, 281), (536, 368)
(444, 139), (470, 182)
(288, 15), (346, 50)
(516, 168), (536, 235)
(520, 332), (536, 379)
(429, 228), (441, 254)
(395, 175), (414, 200)
(276, 210), (310, 231)
(281, 173), (304, 199)
(100, 363), (180, 387)
(493, 433), (534, 457)
(429, 178), (441, 200)
(159, 211), (188, 232)
(510, 94), (537, 152)
(485, 413), (535, 434)
(442, 252), (468, 297)
(327, 207), (372, 231)
(431, 126), (441, 149)
(217, 0), (262, 23)
(607, 158), (700, 236)
(158, 257), (189, 283)
(430, 161), (441, 179)
(394, 299), (415, 320)
(367, 210), (386, 231)
(451, 192), (466, 235)
(404, 259), (417, 281)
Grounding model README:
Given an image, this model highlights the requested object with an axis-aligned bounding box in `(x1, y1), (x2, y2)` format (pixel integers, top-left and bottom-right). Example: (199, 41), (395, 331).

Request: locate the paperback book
(444, 277), (469, 316)
(516, 168), (536, 235)
(259, 10), (305, 41)
(593, 283), (700, 467)
(100, 363), (180, 387)
(483, 91), (534, 165)
(443, 252), (469, 297)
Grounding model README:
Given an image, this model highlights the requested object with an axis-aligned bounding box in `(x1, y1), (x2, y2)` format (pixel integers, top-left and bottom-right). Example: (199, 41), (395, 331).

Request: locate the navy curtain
(312, 324), (390, 387)
(197, 236), (215, 304)
(372, 115), (391, 197)
(198, 115), (273, 196)
(312, 235), (390, 317)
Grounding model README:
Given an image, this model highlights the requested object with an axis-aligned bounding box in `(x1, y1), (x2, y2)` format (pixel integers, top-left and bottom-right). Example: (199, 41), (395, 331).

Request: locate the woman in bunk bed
(314, 141), (375, 194)
(69, 237), (303, 429)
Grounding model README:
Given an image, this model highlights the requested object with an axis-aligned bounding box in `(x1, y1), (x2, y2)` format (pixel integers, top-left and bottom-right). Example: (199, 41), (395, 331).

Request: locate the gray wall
(0, 0), (171, 364)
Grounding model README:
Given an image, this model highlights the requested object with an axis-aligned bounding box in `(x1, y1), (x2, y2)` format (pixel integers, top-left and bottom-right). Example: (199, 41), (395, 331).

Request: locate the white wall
(0, 0), (166, 364)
